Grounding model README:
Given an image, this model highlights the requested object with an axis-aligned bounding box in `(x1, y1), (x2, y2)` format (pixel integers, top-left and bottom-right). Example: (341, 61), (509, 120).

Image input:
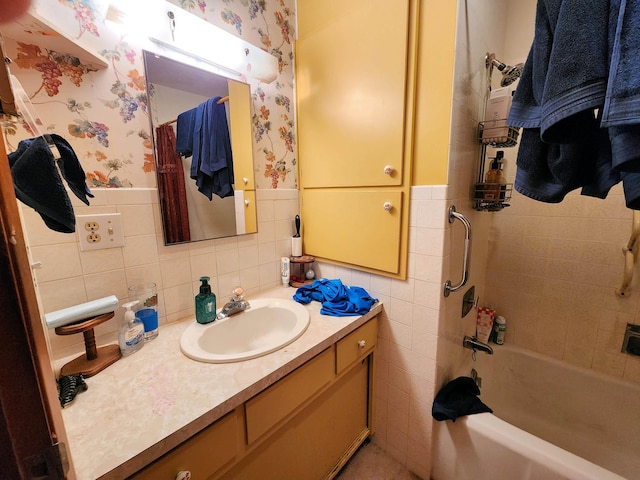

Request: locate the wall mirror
(143, 50), (257, 245)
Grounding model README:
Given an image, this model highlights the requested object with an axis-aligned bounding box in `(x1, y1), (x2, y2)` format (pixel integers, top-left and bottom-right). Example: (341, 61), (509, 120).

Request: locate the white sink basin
(180, 298), (310, 363)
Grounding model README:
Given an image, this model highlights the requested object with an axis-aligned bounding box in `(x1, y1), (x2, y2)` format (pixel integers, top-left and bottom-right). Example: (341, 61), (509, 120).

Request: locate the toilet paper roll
(45, 295), (119, 329)
(291, 236), (302, 257)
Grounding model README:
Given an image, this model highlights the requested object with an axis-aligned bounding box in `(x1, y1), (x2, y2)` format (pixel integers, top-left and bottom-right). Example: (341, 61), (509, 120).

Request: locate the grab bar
(444, 205), (472, 297)
(616, 210), (640, 297)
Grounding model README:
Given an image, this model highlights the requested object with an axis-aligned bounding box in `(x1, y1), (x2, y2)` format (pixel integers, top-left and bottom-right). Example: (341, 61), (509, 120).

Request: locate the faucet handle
(232, 287), (244, 298)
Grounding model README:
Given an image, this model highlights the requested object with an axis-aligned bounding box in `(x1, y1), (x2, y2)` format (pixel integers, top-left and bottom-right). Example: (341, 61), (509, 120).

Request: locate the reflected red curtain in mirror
(155, 124), (191, 243)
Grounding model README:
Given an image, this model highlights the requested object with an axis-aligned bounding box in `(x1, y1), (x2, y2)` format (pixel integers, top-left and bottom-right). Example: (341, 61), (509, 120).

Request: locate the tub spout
(463, 336), (493, 355)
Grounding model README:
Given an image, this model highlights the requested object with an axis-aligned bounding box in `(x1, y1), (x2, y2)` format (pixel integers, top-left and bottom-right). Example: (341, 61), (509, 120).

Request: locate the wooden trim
(0, 136), (75, 478)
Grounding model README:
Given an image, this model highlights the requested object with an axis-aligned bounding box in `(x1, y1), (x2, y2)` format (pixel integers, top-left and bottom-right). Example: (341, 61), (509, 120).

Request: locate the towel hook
(444, 205), (472, 297)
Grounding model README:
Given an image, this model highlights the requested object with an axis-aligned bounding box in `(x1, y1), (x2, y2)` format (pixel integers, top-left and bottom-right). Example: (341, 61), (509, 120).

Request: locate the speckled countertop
(60, 286), (382, 480)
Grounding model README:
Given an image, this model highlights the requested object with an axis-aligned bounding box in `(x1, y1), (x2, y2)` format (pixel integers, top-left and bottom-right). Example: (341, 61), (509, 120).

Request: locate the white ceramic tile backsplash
(30, 188), (299, 361)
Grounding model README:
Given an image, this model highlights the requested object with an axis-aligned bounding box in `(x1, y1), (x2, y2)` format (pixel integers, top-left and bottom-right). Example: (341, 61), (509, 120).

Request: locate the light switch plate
(77, 213), (125, 251)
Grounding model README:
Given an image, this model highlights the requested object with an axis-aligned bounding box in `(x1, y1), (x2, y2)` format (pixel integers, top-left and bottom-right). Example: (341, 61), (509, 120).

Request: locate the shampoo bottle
(484, 150), (506, 200)
(119, 300), (145, 356)
(195, 276), (217, 324)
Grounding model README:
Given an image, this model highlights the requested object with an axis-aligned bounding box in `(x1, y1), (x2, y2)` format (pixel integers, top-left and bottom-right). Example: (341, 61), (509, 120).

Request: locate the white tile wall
(28, 188), (299, 361)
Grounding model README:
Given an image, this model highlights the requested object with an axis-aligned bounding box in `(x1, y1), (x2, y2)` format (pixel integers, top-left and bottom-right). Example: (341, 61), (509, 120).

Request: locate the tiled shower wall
(433, 0), (507, 387)
(486, 179), (640, 382)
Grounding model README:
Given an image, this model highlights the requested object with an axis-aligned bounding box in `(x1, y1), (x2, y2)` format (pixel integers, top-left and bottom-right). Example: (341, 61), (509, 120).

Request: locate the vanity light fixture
(107, 0), (278, 83)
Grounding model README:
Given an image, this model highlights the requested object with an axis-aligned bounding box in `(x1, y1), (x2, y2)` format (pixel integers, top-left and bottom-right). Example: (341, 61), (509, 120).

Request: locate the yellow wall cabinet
(131, 317), (377, 480)
(295, 0), (418, 279)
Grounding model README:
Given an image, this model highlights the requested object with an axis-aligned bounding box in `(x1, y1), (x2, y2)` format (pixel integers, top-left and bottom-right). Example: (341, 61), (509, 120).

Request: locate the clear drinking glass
(128, 282), (159, 341)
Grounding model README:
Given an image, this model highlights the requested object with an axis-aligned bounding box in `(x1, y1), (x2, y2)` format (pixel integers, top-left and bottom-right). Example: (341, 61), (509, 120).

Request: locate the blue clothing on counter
(293, 278), (378, 317)
(190, 96), (234, 200)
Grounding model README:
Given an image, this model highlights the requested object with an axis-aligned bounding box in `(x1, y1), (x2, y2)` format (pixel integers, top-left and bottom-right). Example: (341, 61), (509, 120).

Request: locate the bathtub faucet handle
(463, 335), (493, 355)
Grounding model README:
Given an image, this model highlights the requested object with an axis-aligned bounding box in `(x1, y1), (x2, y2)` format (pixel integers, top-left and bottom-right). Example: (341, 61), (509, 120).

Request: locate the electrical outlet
(77, 213), (125, 251)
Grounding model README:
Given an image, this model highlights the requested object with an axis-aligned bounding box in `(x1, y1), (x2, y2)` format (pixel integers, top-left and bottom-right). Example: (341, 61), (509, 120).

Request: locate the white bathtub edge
(465, 414), (627, 480)
(432, 413), (628, 480)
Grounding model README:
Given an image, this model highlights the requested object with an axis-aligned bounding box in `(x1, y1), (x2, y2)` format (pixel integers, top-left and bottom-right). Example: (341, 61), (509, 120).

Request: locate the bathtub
(432, 344), (640, 480)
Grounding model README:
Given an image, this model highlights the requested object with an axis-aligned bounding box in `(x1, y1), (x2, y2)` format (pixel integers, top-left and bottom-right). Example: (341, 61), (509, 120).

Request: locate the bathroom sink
(180, 298), (310, 363)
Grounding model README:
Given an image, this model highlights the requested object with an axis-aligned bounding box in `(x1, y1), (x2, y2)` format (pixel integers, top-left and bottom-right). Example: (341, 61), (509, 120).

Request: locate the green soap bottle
(195, 276), (217, 324)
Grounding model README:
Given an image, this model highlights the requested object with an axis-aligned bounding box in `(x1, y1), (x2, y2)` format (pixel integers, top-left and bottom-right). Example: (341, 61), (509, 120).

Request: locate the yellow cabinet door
(219, 358), (370, 480)
(228, 79), (254, 190)
(296, 0), (410, 188)
(302, 189), (403, 274)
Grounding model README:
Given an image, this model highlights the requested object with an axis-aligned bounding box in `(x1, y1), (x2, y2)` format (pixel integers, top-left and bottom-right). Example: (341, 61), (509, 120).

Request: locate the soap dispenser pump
(195, 276), (217, 324)
(119, 300), (145, 356)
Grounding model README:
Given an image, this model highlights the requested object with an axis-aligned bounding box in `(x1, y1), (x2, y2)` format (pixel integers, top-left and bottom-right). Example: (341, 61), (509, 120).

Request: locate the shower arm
(444, 205), (472, 297)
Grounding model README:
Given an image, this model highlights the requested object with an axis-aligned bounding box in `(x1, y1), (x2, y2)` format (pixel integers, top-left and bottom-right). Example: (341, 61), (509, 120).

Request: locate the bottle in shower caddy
(484, 150), (506, 201)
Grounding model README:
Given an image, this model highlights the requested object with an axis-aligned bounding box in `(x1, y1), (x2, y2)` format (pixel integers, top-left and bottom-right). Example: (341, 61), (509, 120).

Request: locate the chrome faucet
(216, 287), (251, 320)
(463, 335), (493, 355)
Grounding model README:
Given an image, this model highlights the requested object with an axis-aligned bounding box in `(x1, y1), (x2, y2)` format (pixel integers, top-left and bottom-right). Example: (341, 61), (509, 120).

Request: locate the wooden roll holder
(289, 255), (315, 287)
(55, 312), (121, 377)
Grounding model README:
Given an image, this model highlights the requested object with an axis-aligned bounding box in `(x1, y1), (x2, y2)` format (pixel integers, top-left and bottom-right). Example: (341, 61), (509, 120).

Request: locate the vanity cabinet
(131, 411), (240, 480)
(130, 317), (377, 480)
(295, 0), (416, 278)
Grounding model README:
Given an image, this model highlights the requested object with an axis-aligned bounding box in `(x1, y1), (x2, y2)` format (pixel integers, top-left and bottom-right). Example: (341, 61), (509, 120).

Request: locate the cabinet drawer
(132, 410), (238, 480)
(336, 317), (378, 374)
(245, 348), (334, 444)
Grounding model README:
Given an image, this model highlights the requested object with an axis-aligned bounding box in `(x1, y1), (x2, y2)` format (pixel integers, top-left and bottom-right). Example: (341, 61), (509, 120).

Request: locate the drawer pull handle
(383, 201), (392, 212)
(358, 340), (366, 349)
(176, 471), (192, 480)
(384, 165), (393, 175)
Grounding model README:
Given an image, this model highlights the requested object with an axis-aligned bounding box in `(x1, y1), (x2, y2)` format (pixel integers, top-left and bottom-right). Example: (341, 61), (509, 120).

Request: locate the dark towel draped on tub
(432, 376), (492, 422)
(508, 0), (640, 209)
(156, 124), (191, 244)
(8, 134), (93, 233)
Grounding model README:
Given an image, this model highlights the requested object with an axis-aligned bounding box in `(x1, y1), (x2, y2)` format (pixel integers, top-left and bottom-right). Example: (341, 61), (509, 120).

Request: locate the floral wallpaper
(2, 0), (296, 189)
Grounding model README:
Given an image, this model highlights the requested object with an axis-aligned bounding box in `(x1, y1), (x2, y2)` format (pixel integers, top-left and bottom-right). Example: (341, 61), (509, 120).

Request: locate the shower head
(497, 62), (524, 86)
(486, 53), (524, 87)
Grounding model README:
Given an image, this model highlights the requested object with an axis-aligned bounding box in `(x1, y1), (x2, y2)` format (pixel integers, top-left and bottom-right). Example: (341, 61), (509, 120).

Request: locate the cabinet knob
(243, 177), (249, 184)
(358, 340), (366, 349)
(383, 201), (392, 212)
(383, 165), (393, 175)
(176, 471), (191, 480)
(245, 200), (250, 206)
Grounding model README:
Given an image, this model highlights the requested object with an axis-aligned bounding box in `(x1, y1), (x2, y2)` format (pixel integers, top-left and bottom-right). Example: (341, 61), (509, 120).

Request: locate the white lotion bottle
(281, 257), (290, 285)
(119, 300), (145, 356)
